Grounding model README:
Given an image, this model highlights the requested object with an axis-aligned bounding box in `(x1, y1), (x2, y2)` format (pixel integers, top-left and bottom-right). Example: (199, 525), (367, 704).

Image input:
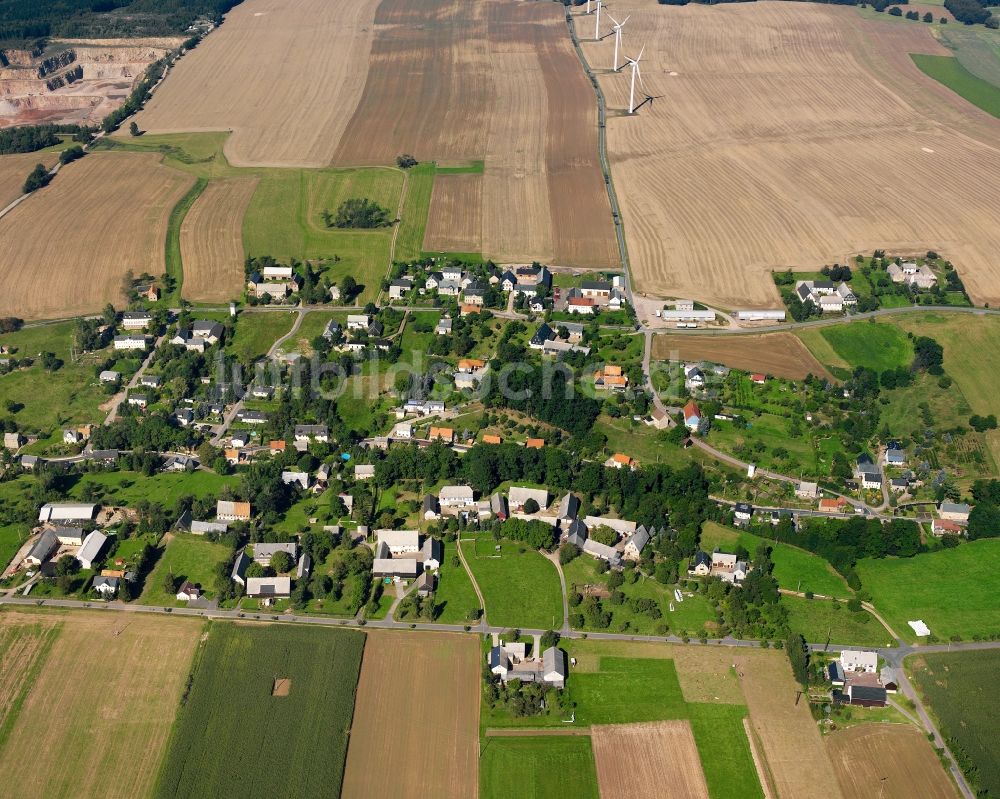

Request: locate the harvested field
(652, 332), (834, 381)
(180, 176), (259, 301)
(591, 721), (709, 799)
(581, 2), (1000, 307)
(0, 152), (58, 208)
(342, 630), (478, 799)
(0, 152), (194, 319)
(826, 725), (958, 799)
(128, 0), (379, 167)
(0, 614), (61, 738)
(424, 173), (483, 253)
(0, 611), (201, 799)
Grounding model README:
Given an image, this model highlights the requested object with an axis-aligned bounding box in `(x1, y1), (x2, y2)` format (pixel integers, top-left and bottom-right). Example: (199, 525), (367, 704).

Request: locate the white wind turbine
(625, 45), (645, 114)
(586, 0), (592, 13)
(607, 12), (630, 71)
(594, 0), (604, 40)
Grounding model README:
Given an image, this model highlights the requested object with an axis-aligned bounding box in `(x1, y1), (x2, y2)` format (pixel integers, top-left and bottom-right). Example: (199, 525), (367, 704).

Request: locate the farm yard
(154, 623), (365, 799)
(342, 631), (479, 799)
(0, 152), (194, 319)
(0, 611), (201, 799)
(652, 333), (834, 382)
(826, 725), (959, 799)
(581, 1), (1000, 308)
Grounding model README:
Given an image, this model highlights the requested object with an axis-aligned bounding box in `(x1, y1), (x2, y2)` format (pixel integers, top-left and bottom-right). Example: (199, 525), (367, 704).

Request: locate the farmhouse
(76, 530), (107, 570)
(938, 502), (971, 522)
(122, 311), (152, 330)
(558, 493), (580, 522)
(25, 529), (59, 565)
(594, 365), (628, 391)
(217, 500), (251, 522)
(841, 650), (878, 673)
(508, 486), (548, 512)
(53, 526), (85, 546)
(246, 576), (291, 598)
(253, 542), (297, 566)
(488, 641), (566, 688)
(622, 527), (650, 561)
(440, 485), (475, 509)
(429, 426), (454, 443)
(796, 481), (819, 500)
(231, 549), (250, 586)
(389, 278), (413, 299)
(887, 261), (936, 289)
(583, 538), (621, 567)
(113, 334), (149, 351)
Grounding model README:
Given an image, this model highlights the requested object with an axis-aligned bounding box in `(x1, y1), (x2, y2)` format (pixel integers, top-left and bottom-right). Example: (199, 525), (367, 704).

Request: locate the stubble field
(582, 2), (1000, 308)
(0, 152), (194, 318)
(591, 721), (709, 799)
(341, 630), (479, 799)
(424, 173), (483, 253)
(179, 176), (259, 301)
(0, 612), (201, 799)
(652, 332), (834, 381)
(0, 152), (58, 208)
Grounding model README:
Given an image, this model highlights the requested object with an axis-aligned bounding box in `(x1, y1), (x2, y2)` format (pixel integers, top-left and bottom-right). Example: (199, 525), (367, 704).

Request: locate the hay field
(582, 2), (1000, 307)
(652, 332), (834, 381)
(0, 614), (61, 737)
(0, 152), (57, 208)
(127, 0), (379, 167)
(341, 630), (479, 799)
(0, 612), (200, 799)
(180, 176), (259, 301)
(336, 0), (617, 268)
(0, 152), (194, 319)
(591, 721), (709, 799)
(424, 173), (483, 253)
(826, 725), (958, 799)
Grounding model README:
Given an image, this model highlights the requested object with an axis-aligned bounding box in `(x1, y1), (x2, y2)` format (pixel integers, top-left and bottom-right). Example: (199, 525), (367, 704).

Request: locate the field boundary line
(743, 717), (777, 799)
(484, 727), (591, 736)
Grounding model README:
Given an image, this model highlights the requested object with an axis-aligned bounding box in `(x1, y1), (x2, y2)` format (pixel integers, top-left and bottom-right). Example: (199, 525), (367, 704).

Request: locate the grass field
(700, 522), (850, 598)
(68, 470), (236, 506)
(819, 322), (913, 372)
(912, 53), (1000, 118)
(782, 594), (895, 648)
(856, 539), (1000, 642)
(227, 311), (297, 362)
(155, 623), (365, 799)
(433, 539), (481, 625)
(0, 523), (30, 572)
(462, 535), (563, 630)
(140, 533), (233, 606)
(394, 162), (435, 262)
(480, 737), (599, 799)
(910, 649), (999, 797)
(0, 612), (201, 799)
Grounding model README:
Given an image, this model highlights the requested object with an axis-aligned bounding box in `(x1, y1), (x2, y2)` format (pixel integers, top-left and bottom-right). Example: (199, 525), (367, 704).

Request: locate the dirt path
(542, 550), (570, 634)
(456, 537), (488, 627)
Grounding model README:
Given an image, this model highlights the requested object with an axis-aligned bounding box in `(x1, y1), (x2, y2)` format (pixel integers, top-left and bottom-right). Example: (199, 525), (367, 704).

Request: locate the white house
(376, 529), (420, 555)
(246, 576), (291, 598)
(113, 335), (149, 351)
(92, 575), (119, 598)
(439, 485), (475, 508)
(252, 542), (297, 566)
(840, 650), (878, 673)
(347, 314), (370, 330)
(294, 424), (329, 443)
(938, 502), (971, 522)
(76, 530), (107, 570)
(121, 311), (152, 330)
(508, 486), (549, 512)
(354, 464), (375, 480)
(281, 471), (310, 490)
(796, 481), (819, 500)
(216, 500), (251, 521)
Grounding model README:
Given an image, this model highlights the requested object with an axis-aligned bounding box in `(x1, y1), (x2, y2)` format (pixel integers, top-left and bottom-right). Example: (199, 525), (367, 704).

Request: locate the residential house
(529, 323), (555, 349)
(422, 494), (441, 520)
(931, 518), (964, 536)
(92, 575), (119, 598)
(253, 542), (297, 566)
(99, 370), (120, 384)
(796, 481), (819, 500)
(113, 334), (149, 351)
(439, 485), (476, 508)
(688, 550), (711, 576)
(436, 318), (452, 336)
(421, 537), (443, 570)
(322, 319), (342, 341)
(683, 400), (701, 432)
(622, 527), (650, 561)
(462, 283), (487, 306)
(127, 394), (148, 409)
(459, 303), (481, 317)
(889, 477), (909, 493)
(567, 296), (596, 315)
(734, 503), (753, 523)
(192, 321), (223, 345)
(938, 502), (971, 522)
(884, 449), (906, 467)
(604, 453), (636, 470)
(3, 431), (23, 450)
(428, 426), (454, 443)
(819, 497), (849, 513)
(174, 408), (194, 427)
(294, 424), (329, 443)
(580, 280), (612, 302)
(710, 551), (750, 585)
(482, 434), (502, 445)
(416, 570), (435, 597)
(508, 486), (548, 512)
(594, 365), (628, 391)
(139, 374), (163, 389)
(526, 438), (545, 450)
(841, 650), (878, 673)
(388, 278), (413, 300)
(563, 322), (584, 343)
(246, 576), (291, 598)
(354, 464), (375, 480)
(458, 358), (485, 373)
(122, 311), (152, 330)
(750, 373), (767, 385)
(217, 500), (251, 522)
(76, 531), (107, 570)
(346, 314), (370, 331)
(281, 471), (310, 490)
(176, 582), (201, 602)
(490, 493), (509, 521)
(558, 493), (580, 522)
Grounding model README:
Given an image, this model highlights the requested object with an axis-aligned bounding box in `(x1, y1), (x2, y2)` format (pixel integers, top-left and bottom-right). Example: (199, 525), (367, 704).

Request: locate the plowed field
(592, 721), (709, 799)
(652, 332), (834, 381)
(424, 173), (483, 254)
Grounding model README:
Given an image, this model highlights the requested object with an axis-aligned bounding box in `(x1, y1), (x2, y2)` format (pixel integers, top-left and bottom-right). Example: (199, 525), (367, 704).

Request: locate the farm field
(912, 54), (1000, 119)
(826, 724), (958, 799)
(581, 2), (1000, 308)
(424, 173), (483, 254)
(819, 322), (913, 372)
(651, 332), (833, 381)
(139, 533), (232, 607)
(0, 152), (194, 319)
(782, 594), (895, 648)
(154, 623), (365, 799)
(910, 650), (998, 798)
(856, 539), (1000, 642)
(0, 615), (61, 746)
(462, 535), (563, 630)
(180, 176), (259, 302)
(0, 612), (201, 799)
(591, 721), (709, 799)
(342, 631), (478, 799)
(127, 0), (380, 167)
(0, 151), (59, 208)
(479, 736), (599, 799)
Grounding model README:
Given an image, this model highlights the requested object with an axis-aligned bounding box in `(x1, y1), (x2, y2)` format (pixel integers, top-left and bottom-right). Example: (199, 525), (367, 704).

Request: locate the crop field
(424, 173), (483, 254)
(0, 612), (201, 799)
(591, 721), (709, 799)
(826, 725), (958, 799)
(913, 54), (1000, 119)
(463, 536), (563, 629)
(0, 152), (58, 208)
(856, 539), (1000, 642)
(480, 736), (599, 799)
(342, 631), (478, 799)
(910, 650), (999, 797)
(140, 533), (233, 607)
(0, 615), (61, 746)
(155, 623), (365, 799)
(180, 176), (259, 302)
(652, 332), (834, 381)
(582, 1), (1000, 308)
(127, 0), (380, 167)
(0, 152), (194, 319)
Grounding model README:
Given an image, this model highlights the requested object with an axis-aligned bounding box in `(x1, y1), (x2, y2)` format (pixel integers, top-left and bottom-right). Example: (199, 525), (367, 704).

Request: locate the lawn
(462, 535), (563, 629)
(856, 539), (1000, 642)
(910, 650), (1000, 798)
(912, 53), (1000, 119)
(139, 534), (232, 606)
(153, 623), (365, 799)
(433, 539), (481, 625)
(68, 470), (236, 506)
(394, 162), (435, 262)
(699, 522), (850, 598)
(0, 523), (30, 572)
(594, 414), (698, 469)
(819, 321), (913, 372)
(782, 595), (895, 648)
(399, 310), (441, 356)
(479, 737), (599, 799)
(226, 311), (297, 362)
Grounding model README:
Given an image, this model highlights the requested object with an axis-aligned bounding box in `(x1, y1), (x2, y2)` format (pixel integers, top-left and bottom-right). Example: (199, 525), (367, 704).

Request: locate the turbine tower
(594, 0), (604, 40)
(607, 12), (630, 71)
(625, 46), (645, 114)
(586, 0), (592, 13)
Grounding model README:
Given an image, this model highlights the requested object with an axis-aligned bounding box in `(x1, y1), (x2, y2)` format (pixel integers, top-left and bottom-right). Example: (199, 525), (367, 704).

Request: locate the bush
(22, 163), (52, 193)
(59, 145), (85, 165)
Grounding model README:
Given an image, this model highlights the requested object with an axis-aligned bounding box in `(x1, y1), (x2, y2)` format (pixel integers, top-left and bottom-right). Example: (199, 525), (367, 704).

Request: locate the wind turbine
(586, 0), (592, 13)
(607, 12), (630, 71)
(625, 45), (645, 114)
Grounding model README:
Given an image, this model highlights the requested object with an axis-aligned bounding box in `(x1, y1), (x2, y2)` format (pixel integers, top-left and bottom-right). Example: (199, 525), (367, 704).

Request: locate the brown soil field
(826, 724), (958, 799)
(424, 173), (483, 253)
(180, 176), (259, 301)
(0, 152), (57, 208)
(0, 611), (201, 799)
(0, 614), (61, 726)
(581, 2), (1000, 308)
(592, 721), (709, 799)
(127, 0), (380, 167)
(0, 152), (193, 319)
(336, 0), (617, 268)
(652, 332), (834, 381)
(341, 630), (478, 799)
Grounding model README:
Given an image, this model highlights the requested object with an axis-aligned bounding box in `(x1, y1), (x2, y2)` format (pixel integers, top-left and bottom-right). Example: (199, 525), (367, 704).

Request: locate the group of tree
(324, 198), (392, 229)
(967, 479), (1000, 540)
(0, 123), (85, 155)
(22, 162), (52, 193)
(944, 0), (996, 26)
